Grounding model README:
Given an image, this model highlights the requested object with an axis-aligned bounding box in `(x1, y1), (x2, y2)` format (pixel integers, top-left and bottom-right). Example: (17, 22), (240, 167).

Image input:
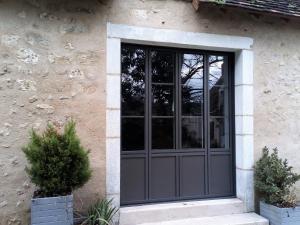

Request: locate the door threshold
(121, 195), (237, 208)
(121, 197), (240, 209)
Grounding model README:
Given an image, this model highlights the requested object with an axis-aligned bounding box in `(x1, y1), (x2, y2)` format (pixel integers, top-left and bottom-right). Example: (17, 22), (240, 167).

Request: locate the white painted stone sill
(120, 198), (243, 212)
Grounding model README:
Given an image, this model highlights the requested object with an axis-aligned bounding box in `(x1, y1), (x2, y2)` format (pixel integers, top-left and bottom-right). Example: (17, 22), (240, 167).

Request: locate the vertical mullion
(178, 53), (182, 150)
(229, 53), (236, 195)
(120, 44), (123, 204)
(175, 52), (180, 150)
(175, 52), (180, 198)
(143, 48), (148, 201)
(204, 53), (210, 196)
(147, 48), (153, 201)
(224, 56), (230, 150)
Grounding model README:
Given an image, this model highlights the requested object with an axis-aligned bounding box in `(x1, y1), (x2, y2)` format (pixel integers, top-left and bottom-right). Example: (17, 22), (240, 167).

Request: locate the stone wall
(0, 0), (299, 224)
(0, 0), (107, 224)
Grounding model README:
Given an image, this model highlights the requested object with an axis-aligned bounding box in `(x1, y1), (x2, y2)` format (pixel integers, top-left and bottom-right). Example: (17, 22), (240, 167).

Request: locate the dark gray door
(121, 44), (235, 205)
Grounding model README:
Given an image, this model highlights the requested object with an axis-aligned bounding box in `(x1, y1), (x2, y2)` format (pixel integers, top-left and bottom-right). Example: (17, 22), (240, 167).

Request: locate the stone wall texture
(0, 0), (300, 224)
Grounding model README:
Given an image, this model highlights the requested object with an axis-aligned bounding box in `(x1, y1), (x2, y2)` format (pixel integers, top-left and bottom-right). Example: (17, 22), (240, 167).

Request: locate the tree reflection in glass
(121, 46), (146, 151)
(209, 55), (228, 149)
(151, 50), (174, 83)
(181, 54), (204, 116)
(181, 54), (204, 148)
(209, 56), (224, 88)
(151, 50), (175, 149)
(121, 46), (146, 116)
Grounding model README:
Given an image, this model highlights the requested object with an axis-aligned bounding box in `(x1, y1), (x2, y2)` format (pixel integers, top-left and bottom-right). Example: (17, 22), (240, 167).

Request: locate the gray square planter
(31, 194), (73, 225)
(260, 201), (300, 225)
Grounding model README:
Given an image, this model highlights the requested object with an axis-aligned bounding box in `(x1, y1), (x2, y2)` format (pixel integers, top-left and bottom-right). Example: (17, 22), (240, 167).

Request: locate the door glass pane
(152, 118), (174, 149)
(182, 117), (203, 148)
(152, 85), (174, 116)
(210, 86), (225, 116)
(121, 46), (145, 116)
(181, 54), (204, 116)
(151, 50), (174, 83)
(209, 56), (225, 88)
(210, 118), (226, 148)
(122, 118), (145, 151)
(182, 85), (203, 116)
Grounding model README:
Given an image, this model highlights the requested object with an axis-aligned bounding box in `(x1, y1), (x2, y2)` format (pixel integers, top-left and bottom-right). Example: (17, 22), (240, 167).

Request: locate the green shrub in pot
(255, 147), (300, 225)
(23, 120), (92, 225)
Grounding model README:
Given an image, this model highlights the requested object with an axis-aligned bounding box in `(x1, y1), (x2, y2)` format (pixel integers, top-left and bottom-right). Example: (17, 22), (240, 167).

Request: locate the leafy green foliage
(210, 0), (226, 4)
(254, 147), (300, 207)
(81, 199), (118, 225)
(23, 120), (92, 197)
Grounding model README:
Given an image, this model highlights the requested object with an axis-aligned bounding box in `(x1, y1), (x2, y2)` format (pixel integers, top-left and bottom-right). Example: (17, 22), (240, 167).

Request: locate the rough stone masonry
(0, 0), (300, 224)
(0, 0), (106, 224)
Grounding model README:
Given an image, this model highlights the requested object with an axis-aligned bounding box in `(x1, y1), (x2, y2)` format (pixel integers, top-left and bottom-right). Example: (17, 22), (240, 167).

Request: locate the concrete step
(136, 213), (269, 225)
(120, 198), (245, 225)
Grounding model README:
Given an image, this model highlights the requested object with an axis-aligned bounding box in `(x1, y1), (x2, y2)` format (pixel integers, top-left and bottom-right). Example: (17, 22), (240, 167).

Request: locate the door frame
(106, 23), (254, 212)
(120, 44), (236, 205)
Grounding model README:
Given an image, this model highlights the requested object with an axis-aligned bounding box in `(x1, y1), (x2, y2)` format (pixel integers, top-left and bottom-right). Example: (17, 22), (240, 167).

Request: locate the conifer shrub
(254, 147), (300, 207)
(23, 120), (92, 197)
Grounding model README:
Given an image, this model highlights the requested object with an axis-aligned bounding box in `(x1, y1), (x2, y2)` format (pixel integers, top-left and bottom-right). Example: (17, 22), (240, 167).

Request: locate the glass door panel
(121, 46), (146, 151)
(152, 118), (174, 149)
(151, 50), (174, 83)
(152, 85), (174, 116)
(182, 117), (203, 148)
(208, 55), (229, 149)
(151, 50), (175, 150)
(180, 54), (204, 149)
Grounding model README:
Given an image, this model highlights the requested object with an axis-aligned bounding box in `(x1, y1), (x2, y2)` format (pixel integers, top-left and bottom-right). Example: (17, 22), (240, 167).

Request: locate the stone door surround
(106, 23), (254, 212)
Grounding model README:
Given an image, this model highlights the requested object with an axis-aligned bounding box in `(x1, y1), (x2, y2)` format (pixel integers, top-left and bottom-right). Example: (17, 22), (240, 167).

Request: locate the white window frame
(106, 23), (254, 212)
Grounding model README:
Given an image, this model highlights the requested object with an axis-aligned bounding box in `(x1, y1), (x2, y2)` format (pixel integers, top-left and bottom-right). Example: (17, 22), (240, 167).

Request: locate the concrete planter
(31, 194), (73, 225)
(260, 201), (300, 225)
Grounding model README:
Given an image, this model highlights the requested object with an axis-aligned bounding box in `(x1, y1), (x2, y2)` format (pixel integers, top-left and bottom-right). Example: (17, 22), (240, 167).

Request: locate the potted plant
(255, 147), (300, 225)
(23, 120), (92, 225)
(80, 199), (118, 225)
